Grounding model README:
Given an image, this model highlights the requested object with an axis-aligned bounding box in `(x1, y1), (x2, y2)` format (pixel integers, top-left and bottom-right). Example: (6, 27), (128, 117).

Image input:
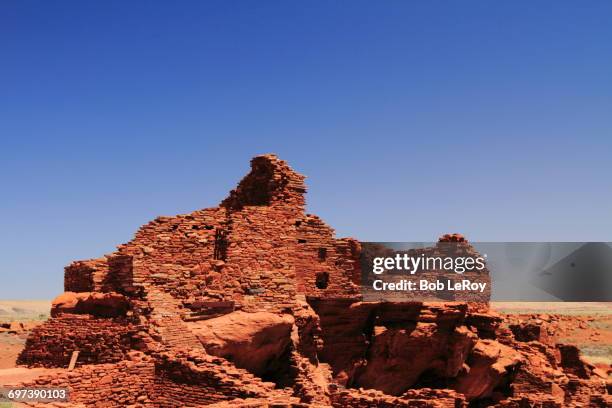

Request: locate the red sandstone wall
(116, 207), (229, 303)
(17, 314), (136, 368)
(20, 351), (289, 408)
(331, 387), (466, 408)
(67, 155), (361, 319)
(294, 215), (360, 298)
(65, 258), (110, 293)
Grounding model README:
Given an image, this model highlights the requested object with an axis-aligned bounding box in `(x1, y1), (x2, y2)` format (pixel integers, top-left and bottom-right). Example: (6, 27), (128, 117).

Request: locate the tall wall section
(53, 155), (359, 343)
(100, 154), (360, 315)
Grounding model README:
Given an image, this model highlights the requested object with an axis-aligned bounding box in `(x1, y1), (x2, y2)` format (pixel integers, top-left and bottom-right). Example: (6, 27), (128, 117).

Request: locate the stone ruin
(360, 236), (492, 304)
(15, 155), (610, 407)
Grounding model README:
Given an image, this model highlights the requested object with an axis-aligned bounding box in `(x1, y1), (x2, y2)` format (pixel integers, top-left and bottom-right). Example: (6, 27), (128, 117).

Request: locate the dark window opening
(295, 220), (302, 227)
(315, 272), (329, 289)
(298, 239), (307, 244)
(318, 247), (327, 261)
(214, 228), (229, 261)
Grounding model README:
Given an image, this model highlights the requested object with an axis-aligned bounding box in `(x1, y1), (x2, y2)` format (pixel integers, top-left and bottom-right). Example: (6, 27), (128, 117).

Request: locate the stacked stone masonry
(16, 155), (609, 407)
(17, 314), (136, 368)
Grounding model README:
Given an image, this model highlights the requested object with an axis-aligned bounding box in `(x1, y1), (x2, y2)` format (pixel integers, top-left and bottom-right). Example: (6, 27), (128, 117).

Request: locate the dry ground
(492, 302), (612, 369)
(0, 301), (50, 322)
(0, 301), (49, 371)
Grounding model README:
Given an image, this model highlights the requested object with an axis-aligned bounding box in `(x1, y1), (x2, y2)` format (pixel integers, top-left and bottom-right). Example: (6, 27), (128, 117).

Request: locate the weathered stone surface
(556, 343), (596, 379)
(51, 291), (129, 317)
(354, 323), (477, 395)
(17, 314), (136, 368)
(453, 339), (523, 400)
(188, 311), (294, 376)
(509, 317), (551, 343)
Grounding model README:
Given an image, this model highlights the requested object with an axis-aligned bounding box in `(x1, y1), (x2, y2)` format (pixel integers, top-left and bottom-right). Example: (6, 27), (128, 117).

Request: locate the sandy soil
(0, 367), (62, 386)
(0, 301), (49, 373)
(0, 334), (27, 370)
(0, 301), (50, 322)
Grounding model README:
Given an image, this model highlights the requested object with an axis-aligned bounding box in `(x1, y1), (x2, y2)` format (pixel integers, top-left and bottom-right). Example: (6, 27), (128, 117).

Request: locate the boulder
(353, 323), (476, 395)
(453, 339), (523, 400)
(465, 310), (502, 339)
(188, 311), (294, 377)
(51, 292), (129, 317)
(509, 318), (551, 343)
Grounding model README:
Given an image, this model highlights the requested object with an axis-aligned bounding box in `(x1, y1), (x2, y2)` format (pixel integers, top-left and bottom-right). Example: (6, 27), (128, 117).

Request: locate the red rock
(509, 318), (551, 343)
(453, 339), (523, 400)
(353, 322), (477, 395)
(51, 291), (129, 317)
(438, 233), (467, 243)
(188, 311), (294, 377)
(557, 343), (595, 379)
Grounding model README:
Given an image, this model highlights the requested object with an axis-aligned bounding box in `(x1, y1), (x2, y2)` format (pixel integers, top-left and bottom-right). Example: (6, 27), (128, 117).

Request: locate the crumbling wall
(19, 350), (289, 408)
(115, 207), (228, 303)
(152, 350), (287, 406)
(65, 258), (110, 293)
(223, 206), (300, 313)
(17, 314), (136, 368)
(294, 215), (360, 298)
(331, 387), (467, 408)
(104, 156), (305, 316)
(57, 155), (360, 321)
(20, 354), (156, 407)
(221, 155), (306, 210)
(65, 256), (135, 295)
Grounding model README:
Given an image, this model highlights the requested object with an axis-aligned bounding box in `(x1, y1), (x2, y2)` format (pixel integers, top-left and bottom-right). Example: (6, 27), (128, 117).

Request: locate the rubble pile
(15, 155), (610, 407)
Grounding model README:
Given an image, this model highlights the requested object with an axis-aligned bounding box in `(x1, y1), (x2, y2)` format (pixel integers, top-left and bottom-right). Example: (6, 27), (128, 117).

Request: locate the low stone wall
(17, 314), (136, 368)
(331, 387), (466, 408)
(19, 351), (291, 408)
(152, 350), (284, 405)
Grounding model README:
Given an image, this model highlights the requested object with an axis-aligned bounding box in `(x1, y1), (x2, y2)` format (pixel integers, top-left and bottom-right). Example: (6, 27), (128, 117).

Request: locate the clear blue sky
(1, 1), (611, 299)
